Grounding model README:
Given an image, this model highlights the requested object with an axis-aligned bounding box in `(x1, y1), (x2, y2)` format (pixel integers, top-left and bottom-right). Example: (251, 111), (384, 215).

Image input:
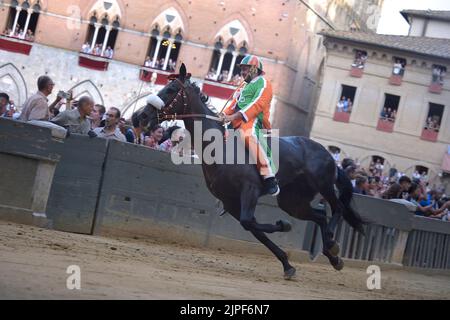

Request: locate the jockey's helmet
(239, 55), (265, 75)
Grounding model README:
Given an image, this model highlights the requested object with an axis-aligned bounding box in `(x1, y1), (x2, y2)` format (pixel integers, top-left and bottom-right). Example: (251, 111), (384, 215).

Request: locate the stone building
(310, 29), (450, 187)
(401, 9), (450, 39)
(0, 0), (383, 135)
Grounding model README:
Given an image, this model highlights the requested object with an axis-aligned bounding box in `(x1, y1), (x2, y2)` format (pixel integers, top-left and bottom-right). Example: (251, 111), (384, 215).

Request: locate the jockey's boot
(263, 177), (280, 196)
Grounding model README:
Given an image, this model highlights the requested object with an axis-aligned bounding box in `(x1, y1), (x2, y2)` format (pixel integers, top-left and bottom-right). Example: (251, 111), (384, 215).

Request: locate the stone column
(162, 39), (174, 71)
(10, 6), (22, 36)
(22, 8), (33, 39)
(152, 36), (162, 68)
(90, 23), (101, 51)
(101, 25), (112, 56)
(227, 52), (238, 82)
(215, 49), (226, 80)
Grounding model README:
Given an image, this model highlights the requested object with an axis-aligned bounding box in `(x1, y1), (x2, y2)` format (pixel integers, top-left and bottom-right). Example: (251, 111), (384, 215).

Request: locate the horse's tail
(335, 167), (366, 235)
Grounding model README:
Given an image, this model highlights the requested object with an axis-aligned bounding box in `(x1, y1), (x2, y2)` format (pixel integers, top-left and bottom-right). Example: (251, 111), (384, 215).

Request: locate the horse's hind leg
(239, 186), (291, 234)
(278, 186), (344, 270)
(308, 211), (344, 271)
(317, 183), (344, 255)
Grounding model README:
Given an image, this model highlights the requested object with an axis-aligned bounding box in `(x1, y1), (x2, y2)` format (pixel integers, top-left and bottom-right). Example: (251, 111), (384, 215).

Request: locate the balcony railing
(389, 74), (403, 86)
(333, 110), (351, 123)
(139, 66), (171, 86)
(349, 66), (364, 78)
(202, 79), (238, 100)
(0, 35), (33, 55)
(376, 119), (395, 133)
(421, 128), (439, 142)
(78, 52), (111, 71)
(429, 82), (443, 94)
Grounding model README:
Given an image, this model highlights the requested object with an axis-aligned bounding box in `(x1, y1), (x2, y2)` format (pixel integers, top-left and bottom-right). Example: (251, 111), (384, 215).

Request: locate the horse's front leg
(237, 187), (295, 279)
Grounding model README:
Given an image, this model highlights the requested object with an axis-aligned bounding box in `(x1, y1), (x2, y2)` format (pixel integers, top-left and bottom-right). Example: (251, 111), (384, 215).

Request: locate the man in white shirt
(104, 46), (114, 59)
(93, 107), (126, 142)
(81, 42), (90, 53)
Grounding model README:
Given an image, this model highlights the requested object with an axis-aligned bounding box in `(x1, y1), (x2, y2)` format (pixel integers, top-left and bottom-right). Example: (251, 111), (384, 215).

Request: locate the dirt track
(0, 221), (449, 300)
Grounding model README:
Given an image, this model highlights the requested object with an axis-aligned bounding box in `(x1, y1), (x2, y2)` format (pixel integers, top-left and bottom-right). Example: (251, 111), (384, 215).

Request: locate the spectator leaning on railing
(18, 76), (64, 122)
(382, 175), (412, 200)
(51, 96), (94, 135)
(0, 93), (10, 117)
(93, 107), (126, 142)
(144, 124), (164, 150)
(91, 104), (106, 129)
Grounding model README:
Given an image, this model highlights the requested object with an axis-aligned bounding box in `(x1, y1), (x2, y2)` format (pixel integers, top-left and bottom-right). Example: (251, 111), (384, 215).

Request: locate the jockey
(220, 54), (280, 196)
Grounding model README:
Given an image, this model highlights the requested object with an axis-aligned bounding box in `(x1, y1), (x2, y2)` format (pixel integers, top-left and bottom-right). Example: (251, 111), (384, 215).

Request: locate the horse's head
(138, 64), (191, 131)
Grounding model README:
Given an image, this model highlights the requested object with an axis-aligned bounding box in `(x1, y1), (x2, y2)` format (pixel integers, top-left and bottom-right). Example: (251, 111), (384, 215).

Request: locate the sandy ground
(0, 221), (449, 300)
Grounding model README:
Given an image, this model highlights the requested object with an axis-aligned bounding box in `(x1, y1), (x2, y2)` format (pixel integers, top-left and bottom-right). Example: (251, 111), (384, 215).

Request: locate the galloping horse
(135, 64), (365, 279)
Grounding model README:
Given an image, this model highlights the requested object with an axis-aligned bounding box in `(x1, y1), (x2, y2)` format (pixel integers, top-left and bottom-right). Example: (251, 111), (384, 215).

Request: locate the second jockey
(220, 54), (280, 196)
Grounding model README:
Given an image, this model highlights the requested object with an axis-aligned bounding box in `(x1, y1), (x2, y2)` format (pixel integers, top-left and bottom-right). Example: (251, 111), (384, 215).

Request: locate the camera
(58, 90), (71, 99)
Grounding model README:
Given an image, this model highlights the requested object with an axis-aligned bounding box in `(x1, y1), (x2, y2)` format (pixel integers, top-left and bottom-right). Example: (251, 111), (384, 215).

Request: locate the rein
(157, 78), (223, 123)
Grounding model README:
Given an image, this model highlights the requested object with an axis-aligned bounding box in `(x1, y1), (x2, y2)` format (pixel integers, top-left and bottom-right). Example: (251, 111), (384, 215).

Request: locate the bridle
(155, 78), (222, 123)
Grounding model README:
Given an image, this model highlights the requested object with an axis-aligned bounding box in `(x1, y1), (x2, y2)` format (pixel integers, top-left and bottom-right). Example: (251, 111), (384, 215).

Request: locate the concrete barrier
(0, 118), (61, 227)
(46, 134), (109, 234)
(1, 119), (449, 270)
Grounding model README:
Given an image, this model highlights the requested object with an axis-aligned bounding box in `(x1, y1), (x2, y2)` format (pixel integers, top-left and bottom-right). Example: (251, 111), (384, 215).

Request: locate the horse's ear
(179, 63), (187, 81)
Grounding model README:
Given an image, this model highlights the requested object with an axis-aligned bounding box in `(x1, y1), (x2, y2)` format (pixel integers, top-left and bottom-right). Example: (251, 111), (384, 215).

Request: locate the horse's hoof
(284, 267), (296, 280)
(276, 220), (292, 232)
(328, 242), (340, 257)
(332, 258), (344, 271)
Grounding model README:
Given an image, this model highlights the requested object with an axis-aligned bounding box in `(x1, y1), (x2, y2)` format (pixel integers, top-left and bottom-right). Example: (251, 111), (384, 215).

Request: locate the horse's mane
(188, 81), (220, 117)
(187, 81), (224, 133)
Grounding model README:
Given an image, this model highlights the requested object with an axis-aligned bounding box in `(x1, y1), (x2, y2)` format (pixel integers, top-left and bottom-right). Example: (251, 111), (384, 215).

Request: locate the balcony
(0, 35), (33, 55)
(349, 66), (364, 78)
(421, 128), (438, 142)
(333, 110), (351, 123)
(376, 119), (395, 133)
(429, 82), (443, 94)
(78, 53), (111, 71)
(389, 74), (403, 86)
(202, 80), (238, 100)
(139, 67), (171, 86)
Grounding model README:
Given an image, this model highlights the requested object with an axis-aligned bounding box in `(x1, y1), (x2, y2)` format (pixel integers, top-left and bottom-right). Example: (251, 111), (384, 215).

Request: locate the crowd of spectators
(424, 116), (441, 132)
(336, 96), (353, 113)
(206, 68), (245, 86)
(379, 107), (397, 122)
(2, 25), (35, 41)
(351, 51), (367, 69)
(392, 59), (406, 76)
(0, 75), (186, 155)
(339, 157), (450, 222)
(81, 42), (114, 59)
(432, 65), (446, 85)
(143, 56), (176, 71)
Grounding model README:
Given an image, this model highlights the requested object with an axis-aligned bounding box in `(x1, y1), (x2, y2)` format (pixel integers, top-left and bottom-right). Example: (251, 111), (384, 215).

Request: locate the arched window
(82, 0), (122, 59)
(207, 20), (250, 85)
(4, 0), (40, 42)
(144, 8), (185, 71)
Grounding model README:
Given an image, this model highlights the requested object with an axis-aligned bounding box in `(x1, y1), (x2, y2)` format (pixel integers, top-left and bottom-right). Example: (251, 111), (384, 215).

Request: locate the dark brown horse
(135, 64), (365, 279)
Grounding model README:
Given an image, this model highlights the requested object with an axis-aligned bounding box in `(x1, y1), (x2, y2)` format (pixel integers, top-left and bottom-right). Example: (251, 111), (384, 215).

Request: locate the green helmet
(239, 54), (264, 73)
